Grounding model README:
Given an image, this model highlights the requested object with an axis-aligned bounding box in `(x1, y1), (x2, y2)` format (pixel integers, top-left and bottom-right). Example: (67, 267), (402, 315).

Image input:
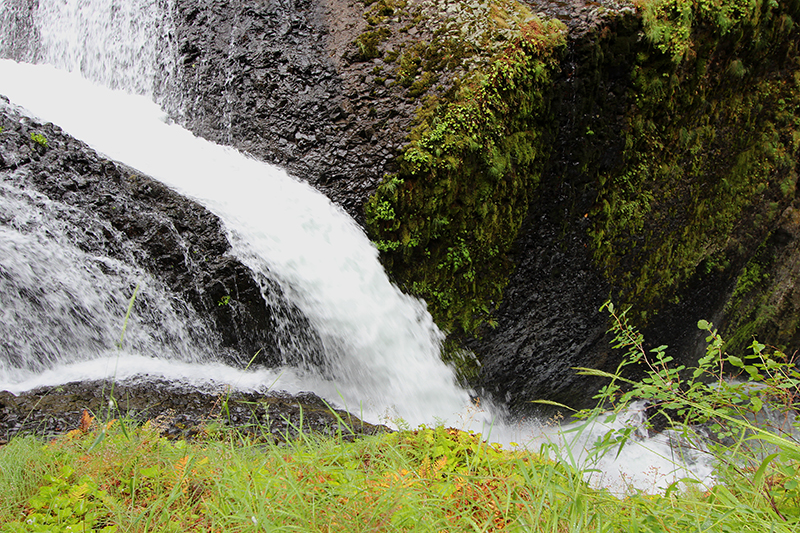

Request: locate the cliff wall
(160, 0), (800, 411)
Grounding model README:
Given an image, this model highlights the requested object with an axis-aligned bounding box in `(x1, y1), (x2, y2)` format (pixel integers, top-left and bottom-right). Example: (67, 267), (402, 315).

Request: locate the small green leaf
(728, 356), (743, 368)
(140, 466), (160, 478)
(750, 396), (764, 412)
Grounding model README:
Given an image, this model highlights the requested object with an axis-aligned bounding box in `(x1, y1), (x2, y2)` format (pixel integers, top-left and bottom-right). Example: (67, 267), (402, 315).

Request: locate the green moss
(364, 0), (407, 25)
(367, 17), (566, 336)
(589, 0), (800, 321)
(30, 132), (48, 148)
(724, 236), (781, 351)
(407, 71), (437, 97)
(389, 37), (473, 99)
(354, 28), (392, 60)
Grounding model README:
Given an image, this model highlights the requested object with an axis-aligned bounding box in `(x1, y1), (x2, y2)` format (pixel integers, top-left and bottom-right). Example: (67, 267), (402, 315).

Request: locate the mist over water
(0, 0), (717, 493)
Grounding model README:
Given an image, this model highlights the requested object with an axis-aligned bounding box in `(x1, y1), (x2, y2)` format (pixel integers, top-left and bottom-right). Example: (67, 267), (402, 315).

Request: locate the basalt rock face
(471, 14), (650, 412)
(169, 0), (632, 222)
(0, 100), (304, 368)
(467, 197), (614, 413)
(475, 3), (800, 414)
(172, 0), (415, 220)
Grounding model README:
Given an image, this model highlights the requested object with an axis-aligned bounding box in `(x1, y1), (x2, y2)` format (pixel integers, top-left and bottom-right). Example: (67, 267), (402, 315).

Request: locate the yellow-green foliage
(29, 132), (48, 148)
(0, 422), (599, 532)
(636, 0), (775, 63)
(4, 412), (800, 531)
(367, 16), (566, 337)
(590, 0), (800, 320)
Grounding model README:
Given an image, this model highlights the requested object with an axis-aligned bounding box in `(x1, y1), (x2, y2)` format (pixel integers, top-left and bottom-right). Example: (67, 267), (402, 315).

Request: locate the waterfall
(0, 0), (178, 107)
(0, 176), (220, 383)
(0, 0), (471, 426)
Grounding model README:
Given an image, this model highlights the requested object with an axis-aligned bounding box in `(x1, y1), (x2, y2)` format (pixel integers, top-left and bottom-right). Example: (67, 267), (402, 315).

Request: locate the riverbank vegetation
(3, 312), (800, 531)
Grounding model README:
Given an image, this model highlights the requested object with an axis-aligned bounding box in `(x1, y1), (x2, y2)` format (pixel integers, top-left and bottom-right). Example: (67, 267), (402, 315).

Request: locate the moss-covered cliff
(365, 10), (566, 338)
(591, 0), (800, 339)
(365, 0), (800, 398)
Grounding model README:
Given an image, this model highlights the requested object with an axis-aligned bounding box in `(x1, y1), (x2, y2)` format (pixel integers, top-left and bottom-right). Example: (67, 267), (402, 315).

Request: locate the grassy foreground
(0, 415), (795, 532)
(3, 306), (800, 532)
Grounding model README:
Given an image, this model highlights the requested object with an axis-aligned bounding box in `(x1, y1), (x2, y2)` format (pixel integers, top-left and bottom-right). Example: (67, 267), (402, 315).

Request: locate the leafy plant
(572, 301), (800, 519)
(30, 132), (48, 148)
(2, 465), (116, 532)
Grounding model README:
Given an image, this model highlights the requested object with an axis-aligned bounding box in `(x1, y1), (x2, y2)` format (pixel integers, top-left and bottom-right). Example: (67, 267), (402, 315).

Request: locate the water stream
(0, 0), (716, 493)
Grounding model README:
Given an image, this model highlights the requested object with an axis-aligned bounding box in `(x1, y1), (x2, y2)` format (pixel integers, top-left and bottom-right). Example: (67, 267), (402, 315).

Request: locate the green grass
(3, 300), (800, 531)
(1, 397), (799, 531)
(0, 421), (603, 532)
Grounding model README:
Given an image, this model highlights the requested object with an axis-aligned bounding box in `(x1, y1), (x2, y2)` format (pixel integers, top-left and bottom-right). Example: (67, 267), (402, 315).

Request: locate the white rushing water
(0, 176), (221, 383)
(0, 60), (472, 426)
(0, 0), (178, 107)
(0, 0), (717, 494)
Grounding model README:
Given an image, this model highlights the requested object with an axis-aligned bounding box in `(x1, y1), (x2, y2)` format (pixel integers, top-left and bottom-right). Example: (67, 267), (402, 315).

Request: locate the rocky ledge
(0, 378), (388, 444)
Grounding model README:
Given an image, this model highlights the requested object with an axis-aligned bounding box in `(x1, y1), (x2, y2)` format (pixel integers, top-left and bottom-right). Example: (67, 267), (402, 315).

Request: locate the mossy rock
(366, 17), (566, 349)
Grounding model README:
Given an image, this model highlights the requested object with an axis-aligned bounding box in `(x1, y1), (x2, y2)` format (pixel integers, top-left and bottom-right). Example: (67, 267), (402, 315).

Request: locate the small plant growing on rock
(30, 132), (48, 148)
(354, 28), (392, 61)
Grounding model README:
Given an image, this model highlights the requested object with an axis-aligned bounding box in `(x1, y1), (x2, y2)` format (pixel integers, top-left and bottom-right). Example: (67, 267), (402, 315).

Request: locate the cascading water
(0, 175), (221, 382)
(0, 0), (717, 493)
(1, 0), (179, 109)
(0, 0), (472, 427)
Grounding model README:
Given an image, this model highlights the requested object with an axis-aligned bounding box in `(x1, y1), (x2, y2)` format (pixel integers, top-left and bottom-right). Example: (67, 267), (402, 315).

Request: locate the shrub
(573, 301), (800, 519)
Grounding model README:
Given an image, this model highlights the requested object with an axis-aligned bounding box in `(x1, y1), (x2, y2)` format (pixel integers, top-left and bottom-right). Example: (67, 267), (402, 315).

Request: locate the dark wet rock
(470, 200), (613, 413)
(169, 0), (636, 222)
(0, 378), (388, 444)
(172, 0), (389, 221)
(0, 101), (317, 368)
